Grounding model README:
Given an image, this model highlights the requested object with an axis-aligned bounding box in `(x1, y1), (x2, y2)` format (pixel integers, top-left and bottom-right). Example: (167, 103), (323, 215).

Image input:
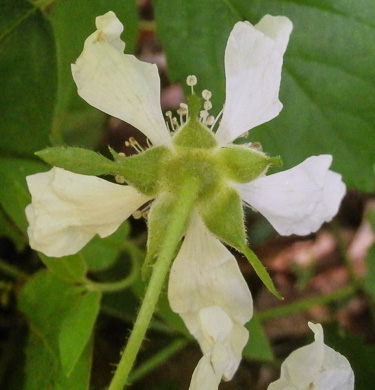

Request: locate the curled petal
(268, 322), (354, 390)
(236, 155), (346, 236)
(215, 15), (293, 145)
(26, 167), (150, 257)
(168, 214), (252, 382)
(72, 11), (171, 146)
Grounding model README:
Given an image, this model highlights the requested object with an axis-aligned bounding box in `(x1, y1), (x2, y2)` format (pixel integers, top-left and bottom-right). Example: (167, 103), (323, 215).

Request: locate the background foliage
(0, 0), (374, 389)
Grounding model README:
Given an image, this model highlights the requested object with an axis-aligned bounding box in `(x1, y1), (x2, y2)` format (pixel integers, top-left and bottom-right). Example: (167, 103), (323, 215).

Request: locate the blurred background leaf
(18, 270), (94, 390)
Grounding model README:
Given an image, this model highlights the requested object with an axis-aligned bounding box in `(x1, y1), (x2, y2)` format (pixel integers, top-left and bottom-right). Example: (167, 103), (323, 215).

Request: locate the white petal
(215, 15), (293, 145)
(26, 167), (150, 257)
(71, 11), (171, 146)
(189, 353), (222, 390)
(268, 322), (354, 390)
(236, 155), (346, 236)
(168, 213), (253, 381)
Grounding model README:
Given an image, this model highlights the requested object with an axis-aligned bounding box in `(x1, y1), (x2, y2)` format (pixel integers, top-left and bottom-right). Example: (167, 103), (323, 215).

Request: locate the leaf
(18, 270), (95, 390)
(39, 253), (87, 284)
(154, 0), (375, 192)
(0, 0), (56, 156)
(46, 0), (138, 147)
(324, 322), (375, 390)
(0, 206), (26, 251)
(80, 221), (130, 272)
(59, 291), (101, 376)
(0, 157), (47, 234)
(364, 208), (375, 301)
(243, 314), (273, 362)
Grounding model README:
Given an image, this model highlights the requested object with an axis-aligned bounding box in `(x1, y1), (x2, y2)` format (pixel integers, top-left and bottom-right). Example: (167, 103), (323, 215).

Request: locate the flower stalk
(108, 177), (199, 390)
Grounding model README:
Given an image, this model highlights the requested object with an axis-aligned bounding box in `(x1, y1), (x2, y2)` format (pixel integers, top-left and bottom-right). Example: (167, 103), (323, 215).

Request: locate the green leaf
(0, 157), (47, 234)
(324, 322), (375, 390)
(0, 207), (26, 251)
(59, 291), (101, 376)
(80, 221), (130, 272)
(46, 0), (138, 147)
(39, 253), (87, 284)
(364, 209), (375, 301)
(18, 270), (94, 390)
(0, 0), (56, 156)
(155, 0), (375, 192)
(243, 314), (273, 362)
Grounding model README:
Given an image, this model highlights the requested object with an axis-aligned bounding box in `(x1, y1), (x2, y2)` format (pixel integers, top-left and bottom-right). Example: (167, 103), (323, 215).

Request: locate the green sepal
(200, 185), (282, 299)
(217, 145), (282, 183)
(200, 185), (247, 247)
(36, 145), (170, 196)
(242, 246), (283, 300)
(36, 146), (119, 176)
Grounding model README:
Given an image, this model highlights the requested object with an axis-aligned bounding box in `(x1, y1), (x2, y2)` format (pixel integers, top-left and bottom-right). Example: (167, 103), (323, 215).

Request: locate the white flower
(268, 322), (354, 390)
(25, 11), (346, 390)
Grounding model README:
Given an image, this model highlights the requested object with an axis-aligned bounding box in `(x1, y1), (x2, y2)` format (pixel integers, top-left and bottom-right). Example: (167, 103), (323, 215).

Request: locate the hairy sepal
(200, 185), (282, 299)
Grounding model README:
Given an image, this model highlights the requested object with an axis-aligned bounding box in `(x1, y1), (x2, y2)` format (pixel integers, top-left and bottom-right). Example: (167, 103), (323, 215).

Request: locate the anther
(132, 210), (143, 219)
(203, 100), (212, 111)
(115, 175), (126, 184)
(186, 75), (197, 94)
(202, 89), (212, 100)
(206, 115), (215, 126)
(125, 137), (144, 153)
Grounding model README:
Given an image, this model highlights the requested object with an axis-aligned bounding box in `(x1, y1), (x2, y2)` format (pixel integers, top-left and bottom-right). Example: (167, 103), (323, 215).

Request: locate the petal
(168, 213), (253, 327)
(268, 323), (354, 390)
(71, 11), (171, 146)
(189, 353), (222, 390)
(236, 155), (346, 236)
(168, 213), (253, 381)
(26, 167), (150, 257)
(215, 15), (293, 145)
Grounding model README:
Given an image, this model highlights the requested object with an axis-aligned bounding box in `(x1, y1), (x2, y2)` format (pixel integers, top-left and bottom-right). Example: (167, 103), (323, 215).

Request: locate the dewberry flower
(25, 11), (346, 390)
(268, 322), (354, 390)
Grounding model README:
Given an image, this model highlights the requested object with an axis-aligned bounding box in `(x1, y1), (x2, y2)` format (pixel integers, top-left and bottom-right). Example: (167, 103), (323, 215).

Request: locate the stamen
(132, 210), (143, 219)
(115, 175), (126, 184)
(209, 107), (224, 130)
(125, 137), (144, 153)
(202, 89), (212, 100)
(199, 109), (209, 123)
(206, 115), (215, 126)
(203, 100), (212, 111)
(165, 111), (174, 131)
(172, 117), (178, 130)
(132, 202), (152, 220)
(186, 75), (197, 94)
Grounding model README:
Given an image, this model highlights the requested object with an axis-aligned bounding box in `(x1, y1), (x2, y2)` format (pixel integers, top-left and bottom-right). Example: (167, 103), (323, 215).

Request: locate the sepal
(36, 145), (170, 196)
(36, 147), (119, 176)
(200, 185), (281, 298)
(217, 145), (282, 183)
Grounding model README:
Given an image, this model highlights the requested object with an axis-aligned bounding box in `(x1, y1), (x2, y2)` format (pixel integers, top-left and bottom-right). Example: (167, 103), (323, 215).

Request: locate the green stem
(83, 244), (139, 293)
(107, 178), (199, 390)
(257, 284), (356, 322)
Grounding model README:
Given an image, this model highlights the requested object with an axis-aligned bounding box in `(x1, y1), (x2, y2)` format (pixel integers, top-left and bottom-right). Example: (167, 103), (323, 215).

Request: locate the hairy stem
(108, 178), (199, 390)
